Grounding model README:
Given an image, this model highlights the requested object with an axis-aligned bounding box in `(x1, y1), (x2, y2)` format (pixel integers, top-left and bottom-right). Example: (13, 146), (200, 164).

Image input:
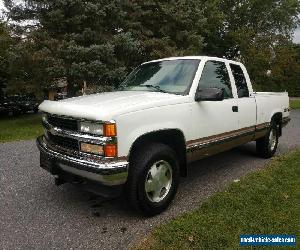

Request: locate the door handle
(232, 106), (238, 112)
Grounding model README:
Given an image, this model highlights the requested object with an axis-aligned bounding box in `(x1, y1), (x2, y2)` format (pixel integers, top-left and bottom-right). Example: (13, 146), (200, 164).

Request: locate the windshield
(119, 59), (200, 95)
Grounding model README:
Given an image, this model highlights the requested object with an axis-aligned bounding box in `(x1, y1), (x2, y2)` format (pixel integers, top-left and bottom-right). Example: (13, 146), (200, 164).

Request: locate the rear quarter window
(230, 64), (249, 98)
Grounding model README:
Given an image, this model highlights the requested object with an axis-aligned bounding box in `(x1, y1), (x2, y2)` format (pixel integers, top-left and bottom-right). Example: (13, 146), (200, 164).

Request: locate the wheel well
(272, 112), (282, 136)
(129, 129), (187, 177)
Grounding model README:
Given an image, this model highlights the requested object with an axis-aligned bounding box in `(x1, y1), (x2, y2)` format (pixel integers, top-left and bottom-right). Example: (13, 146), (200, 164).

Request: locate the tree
(5, 0), (142, 96)
(3, 0), (300, 97)
(206, 0), (300, 57)
(208, 0), (300, 90)
(122, 0), (207, 60)
(4, 0), (210, 96)
(266, 44), (300, 96)
(0, 21), (13, 98)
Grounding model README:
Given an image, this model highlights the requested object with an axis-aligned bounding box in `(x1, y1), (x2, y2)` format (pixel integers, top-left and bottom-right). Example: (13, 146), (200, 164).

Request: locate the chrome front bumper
(36, 136), (129, 186)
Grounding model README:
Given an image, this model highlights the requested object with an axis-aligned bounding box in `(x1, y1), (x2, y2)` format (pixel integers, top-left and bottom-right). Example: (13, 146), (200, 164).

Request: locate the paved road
(1, 110), (300, 250)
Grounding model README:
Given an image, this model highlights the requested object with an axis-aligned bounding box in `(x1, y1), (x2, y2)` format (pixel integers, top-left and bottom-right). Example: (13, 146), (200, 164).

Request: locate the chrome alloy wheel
(269, 128), (277, 151)
(145, 160), (173, 203)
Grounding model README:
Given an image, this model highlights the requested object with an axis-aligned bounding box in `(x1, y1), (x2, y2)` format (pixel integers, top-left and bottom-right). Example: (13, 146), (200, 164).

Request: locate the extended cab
(37, 56), (290, 215)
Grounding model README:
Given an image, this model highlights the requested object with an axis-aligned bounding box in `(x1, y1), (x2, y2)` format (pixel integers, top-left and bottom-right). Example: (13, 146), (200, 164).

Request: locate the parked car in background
(37, 56), (290, 215)
(0, 98), (7, 114)
(0, 96), (22, 116)
(18, 95), (39, 113)
(0, 94), (39, 116)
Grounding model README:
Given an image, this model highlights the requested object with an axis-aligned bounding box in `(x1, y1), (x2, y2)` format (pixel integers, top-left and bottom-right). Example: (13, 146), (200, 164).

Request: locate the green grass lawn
(290, 99), (300, 109)
(136, 150), (300, 249)
(0, 114), (43, 142)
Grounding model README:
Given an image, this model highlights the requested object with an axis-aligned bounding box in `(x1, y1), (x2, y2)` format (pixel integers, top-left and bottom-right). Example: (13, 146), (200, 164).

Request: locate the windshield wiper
(142, 84), (167, 93)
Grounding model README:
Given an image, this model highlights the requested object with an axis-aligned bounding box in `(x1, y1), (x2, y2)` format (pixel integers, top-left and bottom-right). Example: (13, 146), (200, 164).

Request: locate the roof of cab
(142, 56), (241, 65)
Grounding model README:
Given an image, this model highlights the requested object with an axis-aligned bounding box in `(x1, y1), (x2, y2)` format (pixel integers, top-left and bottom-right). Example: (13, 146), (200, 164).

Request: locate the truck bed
(253, 92), (290, 125)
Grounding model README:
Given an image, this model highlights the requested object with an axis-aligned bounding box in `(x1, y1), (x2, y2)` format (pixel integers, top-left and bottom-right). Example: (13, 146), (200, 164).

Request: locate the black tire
(126, 143), (180, 216)
(256, 121), (279, 158)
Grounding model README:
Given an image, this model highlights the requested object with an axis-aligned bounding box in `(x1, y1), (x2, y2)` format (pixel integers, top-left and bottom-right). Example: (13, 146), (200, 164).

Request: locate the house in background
(43, 78), (120, 100)
(44, 78), (67, 100)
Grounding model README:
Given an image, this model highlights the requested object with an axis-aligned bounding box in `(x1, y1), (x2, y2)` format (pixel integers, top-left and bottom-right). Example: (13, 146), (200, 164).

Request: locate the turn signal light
(104, 144), (117, 157)
(104, 123), (117, 137)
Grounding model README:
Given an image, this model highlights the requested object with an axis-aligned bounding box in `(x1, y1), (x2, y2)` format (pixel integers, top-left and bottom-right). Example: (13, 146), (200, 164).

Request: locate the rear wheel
(126, 143), (179, 216)
(256, 121), (279, 158)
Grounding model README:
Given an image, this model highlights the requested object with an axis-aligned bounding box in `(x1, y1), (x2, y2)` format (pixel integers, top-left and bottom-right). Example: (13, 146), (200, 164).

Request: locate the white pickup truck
(37, 56), (290, 215)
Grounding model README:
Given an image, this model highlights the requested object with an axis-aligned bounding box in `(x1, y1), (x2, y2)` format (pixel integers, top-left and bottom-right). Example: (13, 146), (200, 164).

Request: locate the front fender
(115, 103), (192, 157)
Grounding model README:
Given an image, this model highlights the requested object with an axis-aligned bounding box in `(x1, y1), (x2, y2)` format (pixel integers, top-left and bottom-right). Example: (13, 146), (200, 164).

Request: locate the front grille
(48, 115), (78, 131)
(47, 133), (79, 151)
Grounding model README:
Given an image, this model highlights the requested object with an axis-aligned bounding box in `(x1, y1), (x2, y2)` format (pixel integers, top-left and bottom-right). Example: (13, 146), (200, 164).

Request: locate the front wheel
(256, 122), (279, 158)
(126, 143), (179, 216)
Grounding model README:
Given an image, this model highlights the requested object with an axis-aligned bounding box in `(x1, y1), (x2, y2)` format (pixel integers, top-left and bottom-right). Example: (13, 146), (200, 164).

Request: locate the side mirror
(195, 87), (224, 102)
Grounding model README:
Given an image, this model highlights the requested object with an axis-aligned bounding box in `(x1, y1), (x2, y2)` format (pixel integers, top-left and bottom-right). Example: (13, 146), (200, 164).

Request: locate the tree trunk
(67, 78), (76, 97)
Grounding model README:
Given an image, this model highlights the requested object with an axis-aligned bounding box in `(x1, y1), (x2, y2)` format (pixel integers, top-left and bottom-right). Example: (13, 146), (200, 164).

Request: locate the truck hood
(39, 91), (190, 121)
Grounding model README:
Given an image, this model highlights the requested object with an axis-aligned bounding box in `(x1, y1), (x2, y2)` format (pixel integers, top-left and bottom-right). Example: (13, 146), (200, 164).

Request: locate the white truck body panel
(116, 101), (193, 157)
(39, 91), (189, 121)
(254, 92), (290, 124)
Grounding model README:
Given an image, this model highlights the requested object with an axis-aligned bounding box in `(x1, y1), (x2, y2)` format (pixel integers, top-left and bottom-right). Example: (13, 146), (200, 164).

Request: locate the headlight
(79, 121), (103, 135)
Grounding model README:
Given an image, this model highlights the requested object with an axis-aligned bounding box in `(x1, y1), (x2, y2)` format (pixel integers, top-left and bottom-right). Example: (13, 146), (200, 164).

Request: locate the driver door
(188, 60), (239, 162)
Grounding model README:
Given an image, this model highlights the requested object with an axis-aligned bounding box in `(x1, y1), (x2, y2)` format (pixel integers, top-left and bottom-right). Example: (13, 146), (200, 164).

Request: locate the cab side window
(198, 61), (233, 99)
(230, 64), (249, 98)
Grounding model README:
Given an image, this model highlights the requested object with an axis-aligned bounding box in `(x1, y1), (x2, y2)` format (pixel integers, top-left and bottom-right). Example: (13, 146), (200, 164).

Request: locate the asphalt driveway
(1, 110), (300, 250)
